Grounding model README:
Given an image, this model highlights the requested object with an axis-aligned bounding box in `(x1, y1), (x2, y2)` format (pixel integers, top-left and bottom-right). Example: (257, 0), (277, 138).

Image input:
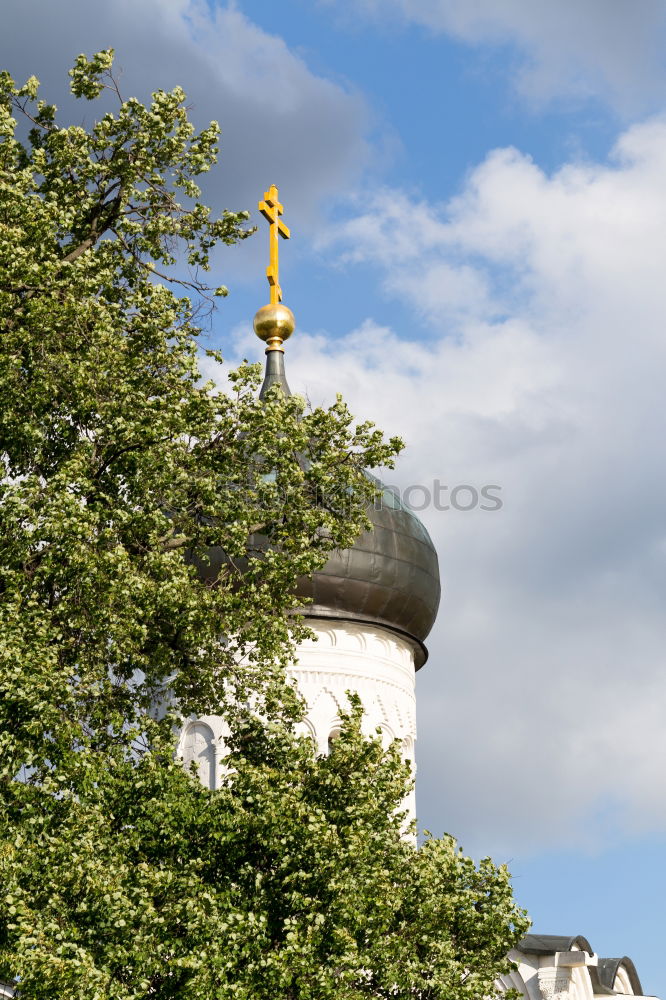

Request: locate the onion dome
(294, 477), (440, 667)
(250, 302), (441, 669)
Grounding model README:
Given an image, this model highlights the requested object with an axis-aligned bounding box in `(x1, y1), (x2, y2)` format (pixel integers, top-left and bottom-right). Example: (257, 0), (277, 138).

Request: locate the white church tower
(178, 185), (441, 823)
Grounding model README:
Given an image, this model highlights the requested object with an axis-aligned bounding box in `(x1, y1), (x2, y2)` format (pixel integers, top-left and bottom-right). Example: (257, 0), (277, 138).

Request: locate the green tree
(0, 53), (529, 999)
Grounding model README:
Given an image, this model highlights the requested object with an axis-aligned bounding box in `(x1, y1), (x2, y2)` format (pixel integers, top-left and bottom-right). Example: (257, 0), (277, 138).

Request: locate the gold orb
(253, 303), (296, 348)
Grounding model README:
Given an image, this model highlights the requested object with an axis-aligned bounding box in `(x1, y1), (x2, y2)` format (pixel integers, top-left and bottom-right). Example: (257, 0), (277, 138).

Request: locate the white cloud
(218, 118), (666, 855)
(325, 0), (666, 112)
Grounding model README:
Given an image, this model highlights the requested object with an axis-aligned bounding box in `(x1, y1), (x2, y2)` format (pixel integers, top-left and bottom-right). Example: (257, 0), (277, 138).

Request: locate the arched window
(327, 725), (342, 756)
(181, 721), (215, 790)
(377, 724), (395, 749)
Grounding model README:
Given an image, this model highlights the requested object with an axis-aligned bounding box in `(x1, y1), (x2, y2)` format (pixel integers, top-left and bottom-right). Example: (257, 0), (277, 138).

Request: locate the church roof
(516, 935), (645, 997)
(519, 934), (594, 955)
(597, 957), (644, 996)
(252, 299), (441, 666)
(197, 334), (441, 666)
(294, 475), (440, 666)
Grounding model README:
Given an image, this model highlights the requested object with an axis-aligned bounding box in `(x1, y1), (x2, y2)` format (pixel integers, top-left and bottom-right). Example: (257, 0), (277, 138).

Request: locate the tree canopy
(0, 53), (529, 1000)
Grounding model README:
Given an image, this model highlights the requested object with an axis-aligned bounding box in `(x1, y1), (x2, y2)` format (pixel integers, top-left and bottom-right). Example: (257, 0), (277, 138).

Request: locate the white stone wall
(289, 619), (418, 819)
(177, 618), (419, 821)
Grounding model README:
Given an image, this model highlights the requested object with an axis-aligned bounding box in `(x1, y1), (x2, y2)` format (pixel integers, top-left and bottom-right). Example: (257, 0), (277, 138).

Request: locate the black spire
(259, 348), (291, 399)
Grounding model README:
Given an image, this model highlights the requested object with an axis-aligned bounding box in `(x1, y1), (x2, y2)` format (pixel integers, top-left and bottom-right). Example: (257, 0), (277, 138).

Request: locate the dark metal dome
(254, 351), (440, 663)
(295, 477), (440, 668)
(199, 343), (441, 668)
(197, 476), (440, 669)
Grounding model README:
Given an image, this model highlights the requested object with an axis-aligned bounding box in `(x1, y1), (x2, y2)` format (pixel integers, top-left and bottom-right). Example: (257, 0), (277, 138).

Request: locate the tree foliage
(0, 53), (529, 999)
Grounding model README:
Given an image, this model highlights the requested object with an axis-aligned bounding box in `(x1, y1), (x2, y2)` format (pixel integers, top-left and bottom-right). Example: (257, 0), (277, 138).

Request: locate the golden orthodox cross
(258, 184), (291, 304)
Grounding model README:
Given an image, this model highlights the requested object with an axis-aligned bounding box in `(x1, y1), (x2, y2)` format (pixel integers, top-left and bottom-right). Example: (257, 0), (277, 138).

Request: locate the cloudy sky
(4, 0), (666, 991)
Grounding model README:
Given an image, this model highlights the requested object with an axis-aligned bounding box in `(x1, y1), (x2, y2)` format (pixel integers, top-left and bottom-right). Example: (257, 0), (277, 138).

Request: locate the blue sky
(3, 1), (666, 992)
